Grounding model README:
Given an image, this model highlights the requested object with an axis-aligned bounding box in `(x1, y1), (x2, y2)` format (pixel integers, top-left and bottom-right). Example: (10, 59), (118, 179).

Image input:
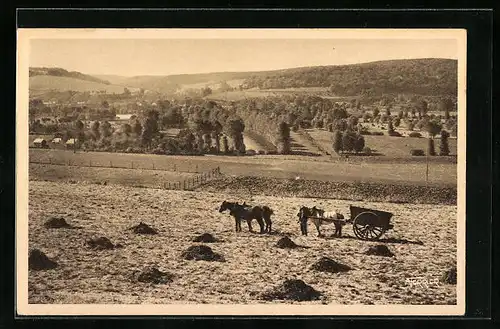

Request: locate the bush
(246, 149), (257, 156)
(257, 150), (266, 155)
(388, 131), (402, 137)
(428, 138), (436, 156)
(408, 132), (422, 138)
(362, 147), (372, 155)
(371, 131), (384, 136)
(410, 149), (425, 156)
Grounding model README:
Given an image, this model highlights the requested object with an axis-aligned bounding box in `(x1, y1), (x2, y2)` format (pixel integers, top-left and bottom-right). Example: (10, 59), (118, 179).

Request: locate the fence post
(89, 160), (92, 167)
(152, 162), (155, 170)
(173, 164), (177, 172)
(110, 161), (113, 168)
(131, 161), (133, 169)
(196, 165), (199, 173)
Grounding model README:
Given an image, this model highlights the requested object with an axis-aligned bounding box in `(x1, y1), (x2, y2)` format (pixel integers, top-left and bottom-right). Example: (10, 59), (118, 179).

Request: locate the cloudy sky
(30, 38), (458, 77)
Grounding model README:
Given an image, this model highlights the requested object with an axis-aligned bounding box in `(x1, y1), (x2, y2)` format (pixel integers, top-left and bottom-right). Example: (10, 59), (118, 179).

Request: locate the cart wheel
(353, 212), (385, 240)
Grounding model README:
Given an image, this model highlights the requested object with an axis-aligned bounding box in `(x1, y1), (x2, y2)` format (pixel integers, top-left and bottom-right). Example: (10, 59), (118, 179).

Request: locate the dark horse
(219, 201), (273, 233)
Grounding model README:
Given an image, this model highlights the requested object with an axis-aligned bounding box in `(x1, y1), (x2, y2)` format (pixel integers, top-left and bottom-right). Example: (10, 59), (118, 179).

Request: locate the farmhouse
(33, 138), (48, 148)
(52, 137), (62, 144)
(65, 138), (79, 149)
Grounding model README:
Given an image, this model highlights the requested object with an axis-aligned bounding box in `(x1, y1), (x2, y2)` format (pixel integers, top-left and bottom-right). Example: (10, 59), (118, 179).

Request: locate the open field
(29, 164), (198, 189)
(28, 181), (457, 305)
(205, 87), (334, 102)
(305, 129), (458, 159)
(29, 149), (457, 187)
(30, 75), (139, 93)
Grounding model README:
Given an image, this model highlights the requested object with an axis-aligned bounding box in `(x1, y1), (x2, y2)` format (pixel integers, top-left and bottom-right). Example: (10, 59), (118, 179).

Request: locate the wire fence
(30, 157), (211, 174)
(162, 167), (222, 191)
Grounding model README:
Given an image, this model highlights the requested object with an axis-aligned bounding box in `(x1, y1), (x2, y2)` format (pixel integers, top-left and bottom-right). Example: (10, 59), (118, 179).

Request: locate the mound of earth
(129, 222), (158, 235)
(181, 245), (225, 262)
(275, 236), (299, 249)
(44, 217), (72, 229)
(365, 244), (395, 257)
(192, 233), (219, 243)
(132, 267), (174, 284)
(310, 257), (352, 273)
(86, 237), (119, 250)
(29, 249), (58, 271)
(440, 266), (457, 284)
(261, 279), (322, 301)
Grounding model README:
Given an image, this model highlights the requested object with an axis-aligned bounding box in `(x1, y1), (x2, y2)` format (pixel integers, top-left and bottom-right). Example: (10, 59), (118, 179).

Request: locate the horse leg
(247, 219), (253, 232)
(315, 220), (322, 237)
(234, 217), (240, 232)
(257, 217), (265, 234)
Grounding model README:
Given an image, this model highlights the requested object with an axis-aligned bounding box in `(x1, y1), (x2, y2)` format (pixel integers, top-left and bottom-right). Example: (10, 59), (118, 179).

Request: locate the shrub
(427, 138), (436, 156)
(408, 132), (422, 138)
(439, 130), (450, 156)
(353, 134), (365, 153)
(362, 147), (372, 155)
(388, 131), (402, 137)
(410, 149), (425, 156)
(332, 130), (343, 154)
(371, 131), (384, 136)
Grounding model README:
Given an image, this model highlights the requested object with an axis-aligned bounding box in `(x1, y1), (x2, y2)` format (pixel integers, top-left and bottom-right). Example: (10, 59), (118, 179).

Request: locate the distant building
(33, 138), (48, 148)
(65, 138), (79, 149)
(115, 114), (133, 121)
(52, 137), (62, 144)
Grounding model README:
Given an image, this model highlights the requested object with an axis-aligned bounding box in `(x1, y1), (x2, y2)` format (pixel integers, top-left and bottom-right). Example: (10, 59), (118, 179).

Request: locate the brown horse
(219, 201), (272, 233)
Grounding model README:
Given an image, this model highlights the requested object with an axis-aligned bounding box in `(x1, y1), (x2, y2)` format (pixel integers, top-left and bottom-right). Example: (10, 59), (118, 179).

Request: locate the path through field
(28, 181), (457, 305)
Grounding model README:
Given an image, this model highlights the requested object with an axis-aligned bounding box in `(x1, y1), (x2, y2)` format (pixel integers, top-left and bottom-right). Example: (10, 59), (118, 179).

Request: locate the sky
(29, 38), (458, 77)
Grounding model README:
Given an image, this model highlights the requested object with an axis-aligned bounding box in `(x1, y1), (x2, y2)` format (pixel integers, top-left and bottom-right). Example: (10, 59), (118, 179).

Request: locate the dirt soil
(130, 222), (158, 235)
(131, 267), (175, 285)
(181, 245), (225, 262)
(365, 245), (395, 257)
(261, 279), (322, 302)
(192, 233), (219, 243)
(28, 181), (457, 305)
(275, 236), (300, 249)
(310, 257), (352, 273)
(44, 217), (72, 229)
(29, 249), (58, 271)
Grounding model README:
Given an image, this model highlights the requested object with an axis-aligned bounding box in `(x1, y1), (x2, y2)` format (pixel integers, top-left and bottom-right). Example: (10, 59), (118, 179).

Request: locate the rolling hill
(97, 58), (457, 97)
(242, 58), (458, 96)
(29, 75), (140, 94)
(30, 58), (457, 98)
(30, 67), (111, 85)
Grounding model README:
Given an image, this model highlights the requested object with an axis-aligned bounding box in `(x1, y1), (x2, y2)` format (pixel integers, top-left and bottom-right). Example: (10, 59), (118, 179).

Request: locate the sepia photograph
(16, 28), (466, 316)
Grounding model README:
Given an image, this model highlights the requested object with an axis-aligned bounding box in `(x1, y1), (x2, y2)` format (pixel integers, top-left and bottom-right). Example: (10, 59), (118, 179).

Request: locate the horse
(219, 201), (271, 233)
(297, 206), (345, 237)
(313, 209), (345, 237)
(297, 206), (323, 236)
